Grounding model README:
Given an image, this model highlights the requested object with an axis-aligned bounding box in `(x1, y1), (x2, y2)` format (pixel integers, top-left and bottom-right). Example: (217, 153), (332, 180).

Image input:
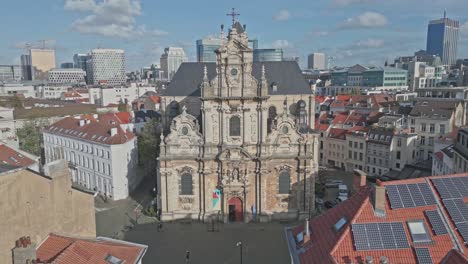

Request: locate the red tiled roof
(0, 144), (35, 169)
(328, 128), (347, 140)
(441, 249), (468, 264)
(336, 95), (351, 102)
(44, 114), (134, 145)
(113, 112), (132, 124)
(315, 96), (326, 104)
(36, 233), (146, 264)
(149, 95), (160, 104)
(331, 112), (349, 125)
(292, 173), (468, 264)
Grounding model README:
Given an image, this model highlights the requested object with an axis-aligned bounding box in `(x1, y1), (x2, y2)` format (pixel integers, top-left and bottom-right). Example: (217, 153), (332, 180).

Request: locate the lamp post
(236, 241), (243, 264)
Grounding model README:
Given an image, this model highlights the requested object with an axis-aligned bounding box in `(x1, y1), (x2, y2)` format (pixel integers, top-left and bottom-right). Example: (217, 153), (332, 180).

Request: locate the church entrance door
(228, 197), (243, 222)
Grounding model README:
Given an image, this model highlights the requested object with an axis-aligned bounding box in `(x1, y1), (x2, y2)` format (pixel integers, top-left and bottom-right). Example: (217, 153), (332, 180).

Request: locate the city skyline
(0, 0), (467, 70)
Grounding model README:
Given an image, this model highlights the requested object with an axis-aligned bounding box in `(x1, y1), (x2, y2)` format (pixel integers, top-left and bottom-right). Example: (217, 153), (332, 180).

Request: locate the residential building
(39, 85), (71, 99)
(391, 132), (418, 172)
(16, 233), (147, 264)
(433, 144), (454, 176)
(362, 67), (408, 91)
(416, 86), (468, 100)
(426, 14), (459, 66)
(27, 49), (56, 81)
(87, 49), (126, 85)
(0, 160), (96, 264)
(253, 48), (283, 62)
(287, 172), (468, 263)
(0, 107), (17, 146)
(454, 128), (468, 173)
(43, 113), (140, 200)
(307, 53), (326, 70)
(409, 98), (465, 161)
(88, 83), (157, 106)
(0, 65), (22, 82)
(196, 37), (222, 62)
(160, 47), (188, 80)
(345, 131), (367, 172)
(324, 128), (347, 169)
(159, 21), (318, 222)
(366, 127), (393, 177)
(0, 83), (36, 98)
(47, 68), (86, 84)
(407, 61), (440, 90)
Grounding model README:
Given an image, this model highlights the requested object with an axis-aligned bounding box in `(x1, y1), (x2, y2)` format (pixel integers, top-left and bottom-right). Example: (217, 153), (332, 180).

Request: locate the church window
(180, 173), (193, 195)
(267, 106), (277, 133)
(229, 116), (241, 136)
(282, 126), (289, 134)
(278, 170), (291, 194)
(181, 126), (189, 135)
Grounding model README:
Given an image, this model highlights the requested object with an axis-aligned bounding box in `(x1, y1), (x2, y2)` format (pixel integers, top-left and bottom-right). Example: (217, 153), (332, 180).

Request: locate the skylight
(407, 220), (431, 243)
(105, 255), (123, 264)
(334, 217), (348, 232)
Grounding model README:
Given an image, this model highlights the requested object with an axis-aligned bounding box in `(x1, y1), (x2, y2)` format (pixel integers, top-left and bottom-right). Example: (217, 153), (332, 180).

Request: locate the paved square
(123, 222), (291, 264)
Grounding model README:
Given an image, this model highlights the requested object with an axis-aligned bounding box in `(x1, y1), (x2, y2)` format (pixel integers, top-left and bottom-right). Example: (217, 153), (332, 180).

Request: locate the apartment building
(345, 131), (367, 172)
(454, 128), (468, 173)
(366, 127), (393, 177)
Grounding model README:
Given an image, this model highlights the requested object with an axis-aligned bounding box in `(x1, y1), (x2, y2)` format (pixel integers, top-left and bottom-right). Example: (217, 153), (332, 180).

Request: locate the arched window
(229, 116), (241, 136)
(278, 170), (291, 194)
(267, 106), (277, 133)
(180, 173), (193, 195)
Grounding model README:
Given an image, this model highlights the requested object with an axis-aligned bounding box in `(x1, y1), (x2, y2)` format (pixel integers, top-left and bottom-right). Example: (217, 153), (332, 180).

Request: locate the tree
(16, 119), (48, 156)
(117, 100), (127, 112)
(138, 117), (161, 176)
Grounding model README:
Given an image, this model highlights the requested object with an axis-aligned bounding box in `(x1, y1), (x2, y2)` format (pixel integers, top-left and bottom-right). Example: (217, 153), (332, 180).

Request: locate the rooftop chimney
(366, 256), (373, 264)
(374, 180), (386, 217)
(303, 218), (311, 244)
(380, 256), (388, 264)
(353, 169), (367, 192)
(13, 236), (36, 264)
(79, 120), (85, 126)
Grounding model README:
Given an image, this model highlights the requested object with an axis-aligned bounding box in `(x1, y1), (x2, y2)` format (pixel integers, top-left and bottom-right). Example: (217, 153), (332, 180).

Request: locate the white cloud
(272, 40), (291, 49)
(354, 38), (385, 48)
(332, 0), (374, 7)
(64, 0), (96, 12)
(461, 21), (468, 36)
(312, 31), (329, 37)
(339, 12), (388, 29)
(273, 10), (291, 21)
(65, 0), (167, 39)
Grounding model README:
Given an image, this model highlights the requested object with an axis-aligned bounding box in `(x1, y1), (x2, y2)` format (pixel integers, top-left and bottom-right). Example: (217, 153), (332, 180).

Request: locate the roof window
(407, 220), (431, 243)
(334, 217), (348, 232)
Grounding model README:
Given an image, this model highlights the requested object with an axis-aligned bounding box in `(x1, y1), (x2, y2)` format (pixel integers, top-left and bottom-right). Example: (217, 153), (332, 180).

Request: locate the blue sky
(0, 0), (467, 70)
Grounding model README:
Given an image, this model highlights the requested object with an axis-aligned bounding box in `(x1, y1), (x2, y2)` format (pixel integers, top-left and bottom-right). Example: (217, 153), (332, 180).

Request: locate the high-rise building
(73, 53), (89, 72)
(253, 48), (283, 62)
(0, 65), (22, 82)
(20, 54), (32, 81)
(160, 47), (188, 80)
(87, 49), (126, 85)
(197, 38), (222, 62)
(308, 53), (327, 69)
(29, 49), (56, 81)
(426, 13), (459, 66)
(61, 62), (74, 69)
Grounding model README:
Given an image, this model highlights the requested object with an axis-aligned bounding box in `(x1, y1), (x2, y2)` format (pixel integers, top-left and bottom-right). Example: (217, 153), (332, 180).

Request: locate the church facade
(158, 21), (319, 222)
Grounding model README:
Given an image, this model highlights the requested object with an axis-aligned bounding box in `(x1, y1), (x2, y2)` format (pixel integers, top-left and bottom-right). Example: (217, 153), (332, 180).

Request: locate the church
(158, 18), (319, 222)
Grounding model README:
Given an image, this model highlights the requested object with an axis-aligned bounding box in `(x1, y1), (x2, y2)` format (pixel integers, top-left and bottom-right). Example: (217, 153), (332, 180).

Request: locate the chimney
(353, 169), (367, 192)
(13, 236), (36, 264)
(93, 114), (98, 119)
(303, 218), (311, 244)
(380, 256), (388, 264)
(85, 119), (91, 124)
(110, 127), (118, 136)
(79, 120), (85, 126)
(374, 180), (386, 217)
(366, 256), (373, 264)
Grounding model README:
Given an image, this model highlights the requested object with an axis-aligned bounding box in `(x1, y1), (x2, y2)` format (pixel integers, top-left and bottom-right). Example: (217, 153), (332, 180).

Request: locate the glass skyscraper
(253, 49), (283, 62)
(426, 15), (459, 66)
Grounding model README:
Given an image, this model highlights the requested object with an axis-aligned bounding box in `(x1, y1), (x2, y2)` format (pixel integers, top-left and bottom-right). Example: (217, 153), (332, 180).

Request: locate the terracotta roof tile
(0, 144), (35, 170)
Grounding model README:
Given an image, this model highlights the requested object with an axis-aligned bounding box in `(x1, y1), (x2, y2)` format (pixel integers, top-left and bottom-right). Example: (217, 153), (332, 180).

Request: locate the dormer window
(271, 82), (278, 93)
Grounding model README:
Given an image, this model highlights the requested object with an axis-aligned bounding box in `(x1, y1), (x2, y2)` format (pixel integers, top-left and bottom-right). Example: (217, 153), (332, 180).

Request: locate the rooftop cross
(226, 8), (240, 25)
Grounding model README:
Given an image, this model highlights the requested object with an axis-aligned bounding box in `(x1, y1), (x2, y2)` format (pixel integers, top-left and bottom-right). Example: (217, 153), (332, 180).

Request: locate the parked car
(336, 196), (348, 203)
(338, 184), (348, 198)
(325, 180), (343, 188)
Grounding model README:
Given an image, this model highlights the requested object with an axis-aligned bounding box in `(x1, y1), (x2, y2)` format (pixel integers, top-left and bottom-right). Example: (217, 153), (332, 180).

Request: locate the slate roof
(36, 233), (147, 264)
(289, 173), (468, 264)
(163, 61), (311, 97)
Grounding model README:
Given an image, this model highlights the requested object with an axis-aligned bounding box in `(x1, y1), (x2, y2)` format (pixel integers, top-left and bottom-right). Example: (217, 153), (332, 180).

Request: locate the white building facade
(87, 49), (126, 85)
(48, 68), (86, 84)
(43, 114), (140, 200)
(88, 84), (156, 106)
(160, 47), (187, 80)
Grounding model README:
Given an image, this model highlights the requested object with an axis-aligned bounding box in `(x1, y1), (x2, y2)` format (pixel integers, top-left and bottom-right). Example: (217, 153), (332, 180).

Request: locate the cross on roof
(226, 8), (240, 25)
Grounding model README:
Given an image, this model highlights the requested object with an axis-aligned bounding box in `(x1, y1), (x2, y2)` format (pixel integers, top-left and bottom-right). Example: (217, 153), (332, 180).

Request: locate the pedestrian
(251, 204), (257, 222)
(158, 221), (163, 232)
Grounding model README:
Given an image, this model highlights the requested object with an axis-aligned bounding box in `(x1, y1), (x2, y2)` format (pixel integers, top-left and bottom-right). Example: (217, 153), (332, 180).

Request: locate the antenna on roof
(443, 9), (446, 19)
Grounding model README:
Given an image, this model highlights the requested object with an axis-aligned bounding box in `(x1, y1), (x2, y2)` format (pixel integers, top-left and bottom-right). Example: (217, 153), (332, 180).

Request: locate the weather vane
(226, 8), (240, 25)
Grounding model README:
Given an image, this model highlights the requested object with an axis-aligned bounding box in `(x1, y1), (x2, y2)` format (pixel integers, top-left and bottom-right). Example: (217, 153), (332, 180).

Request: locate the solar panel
(386, 183), (436, 209)
(443, 199), (466, 224)
(415, 248), (433, 264)
(431, 178), (452, 199)
(425, 210), (448, 235)
(456, 222), (468, 244)
(351, 222), (410, 251)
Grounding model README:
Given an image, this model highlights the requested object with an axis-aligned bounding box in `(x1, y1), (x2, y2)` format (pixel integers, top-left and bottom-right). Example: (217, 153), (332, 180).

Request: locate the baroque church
(158, 19), (319, 222)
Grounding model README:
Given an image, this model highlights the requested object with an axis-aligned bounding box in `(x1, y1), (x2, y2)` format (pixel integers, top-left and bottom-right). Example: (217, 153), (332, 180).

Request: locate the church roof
(163, 61), (311, 97)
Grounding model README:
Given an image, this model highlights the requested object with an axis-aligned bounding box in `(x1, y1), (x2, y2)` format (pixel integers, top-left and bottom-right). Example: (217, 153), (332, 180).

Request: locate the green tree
(138, 117), (161, 176)
(117, 101), (127, 112)
(16, 119), (48, 156)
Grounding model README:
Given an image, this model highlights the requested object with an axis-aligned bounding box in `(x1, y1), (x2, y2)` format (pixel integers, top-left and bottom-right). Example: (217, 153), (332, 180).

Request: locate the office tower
(20, 54), (32, 81)
(426, 12), (459, 66)
(28, 49), (56, 80)
(0, 65), (22, 82)
(87, 49), (126, 85)
(253, 49), (283, 62)
(308, 53), (327, 69)
(160, 47), (188, 80)
(248, 39), (258, 50)
(73, 53), (89, 72)
(60, 62), (74, 69)
(196, 38), (221, 62)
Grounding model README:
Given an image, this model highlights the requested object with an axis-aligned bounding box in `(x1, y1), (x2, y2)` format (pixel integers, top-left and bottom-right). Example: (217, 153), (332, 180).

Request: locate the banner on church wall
(212, 189), (221, 210)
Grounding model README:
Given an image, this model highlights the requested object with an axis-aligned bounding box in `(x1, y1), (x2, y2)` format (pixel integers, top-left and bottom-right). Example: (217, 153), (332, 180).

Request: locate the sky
(0, 0), (467, 70)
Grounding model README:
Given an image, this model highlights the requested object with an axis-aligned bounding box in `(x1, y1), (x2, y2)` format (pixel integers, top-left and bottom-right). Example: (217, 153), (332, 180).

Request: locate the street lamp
(236, 241), (242, 264)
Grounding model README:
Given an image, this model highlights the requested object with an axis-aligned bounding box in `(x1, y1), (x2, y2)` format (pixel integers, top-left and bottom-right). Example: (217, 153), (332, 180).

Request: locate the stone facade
(158, 22), (318, 222)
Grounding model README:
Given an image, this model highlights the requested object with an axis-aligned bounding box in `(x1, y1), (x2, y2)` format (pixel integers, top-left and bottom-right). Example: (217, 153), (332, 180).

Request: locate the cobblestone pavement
(124, 221), (291, 264)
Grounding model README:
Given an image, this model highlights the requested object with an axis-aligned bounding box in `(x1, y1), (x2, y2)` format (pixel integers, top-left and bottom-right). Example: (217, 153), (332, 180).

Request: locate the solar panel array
(414, 248), (433, 264)
(386, 183), (437, 209)
(425, 210), (448, 235)
(431, 177), (468, 244)
(351, 222), (410, 251)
